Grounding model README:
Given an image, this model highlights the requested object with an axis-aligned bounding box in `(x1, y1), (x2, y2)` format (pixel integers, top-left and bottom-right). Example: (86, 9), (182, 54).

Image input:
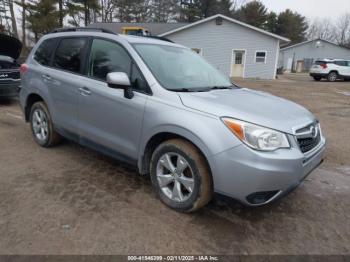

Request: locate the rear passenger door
(78, 38), (149, 162)
(49, 37), (89, 134)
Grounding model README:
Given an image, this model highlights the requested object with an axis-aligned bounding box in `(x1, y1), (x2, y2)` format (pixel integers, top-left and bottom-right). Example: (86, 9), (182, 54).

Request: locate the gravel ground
(0, 74), (349, 255)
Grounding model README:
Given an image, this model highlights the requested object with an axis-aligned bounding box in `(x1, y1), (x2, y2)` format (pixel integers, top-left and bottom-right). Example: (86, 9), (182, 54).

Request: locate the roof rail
(51, 27), (117, 35)
(140, 35), (174, 43)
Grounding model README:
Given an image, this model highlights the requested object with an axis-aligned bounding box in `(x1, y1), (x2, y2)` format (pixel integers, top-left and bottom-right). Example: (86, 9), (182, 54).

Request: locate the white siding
(166, 19), (280, 79)
(280, 40), (350, 69)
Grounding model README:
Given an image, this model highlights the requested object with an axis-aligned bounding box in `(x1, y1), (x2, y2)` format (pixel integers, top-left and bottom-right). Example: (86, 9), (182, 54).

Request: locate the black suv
(0, 34), (22, 98)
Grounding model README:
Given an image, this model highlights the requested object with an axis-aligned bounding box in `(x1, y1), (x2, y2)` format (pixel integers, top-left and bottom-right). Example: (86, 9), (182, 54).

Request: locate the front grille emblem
(0, 74), (9, 78)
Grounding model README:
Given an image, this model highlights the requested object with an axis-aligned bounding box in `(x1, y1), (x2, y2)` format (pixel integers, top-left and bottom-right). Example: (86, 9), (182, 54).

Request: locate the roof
(88, 22), (189, 36)
(280, 39), (350, 51)
(43, 31), (182, 47)
(159, 14), (290, 42)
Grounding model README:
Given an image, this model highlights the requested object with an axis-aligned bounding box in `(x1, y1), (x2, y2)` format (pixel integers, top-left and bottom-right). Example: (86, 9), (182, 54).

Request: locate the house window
(191, 48), (202, 55)
(255, 51), (266, 63)
(235, 52), (243, 64)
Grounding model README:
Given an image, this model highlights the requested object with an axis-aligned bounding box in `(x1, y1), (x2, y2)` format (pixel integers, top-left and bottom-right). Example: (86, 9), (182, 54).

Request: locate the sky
(258, 0), (350, 20)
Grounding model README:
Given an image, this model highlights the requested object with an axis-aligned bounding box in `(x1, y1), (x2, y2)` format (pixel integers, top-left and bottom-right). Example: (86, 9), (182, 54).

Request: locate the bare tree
(335, 13), (350, 47)
(9, 0), (18, 37)
(307, 18), (336, 42)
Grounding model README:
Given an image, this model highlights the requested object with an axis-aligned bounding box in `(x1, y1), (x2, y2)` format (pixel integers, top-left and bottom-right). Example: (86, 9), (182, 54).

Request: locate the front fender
(138, 96), (242, 173)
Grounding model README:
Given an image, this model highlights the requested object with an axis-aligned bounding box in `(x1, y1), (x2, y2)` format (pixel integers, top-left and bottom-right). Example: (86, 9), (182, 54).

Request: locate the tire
(150, 139), (213, 212)
(29, 101), (62, 147)
(327, 72), (338, 82)
(313, 76), (321, 81)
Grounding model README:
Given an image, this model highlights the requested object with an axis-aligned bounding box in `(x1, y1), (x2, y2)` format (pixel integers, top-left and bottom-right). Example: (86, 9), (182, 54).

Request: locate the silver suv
(20, 28), (326, 212)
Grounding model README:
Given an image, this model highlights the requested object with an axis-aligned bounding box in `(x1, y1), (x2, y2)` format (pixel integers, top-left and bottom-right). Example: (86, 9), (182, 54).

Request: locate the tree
(69, 0), (100, 26)
(276, 9), (308, 44)
(216, 0), (234, 17)
(235, 0), (268, 28)
(7, 0), (19, 37)
(0, 0), (18, 37)
(264, 11), (277, 33)
(335, 13), (350, 47)
(151, 0), (179, 22)
(26, 0), (60, 41)
(307, 18), (336, 42)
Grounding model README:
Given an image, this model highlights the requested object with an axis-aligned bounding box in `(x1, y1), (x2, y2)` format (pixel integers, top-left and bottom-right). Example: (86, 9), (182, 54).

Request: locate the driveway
(0, 74), (349, 255)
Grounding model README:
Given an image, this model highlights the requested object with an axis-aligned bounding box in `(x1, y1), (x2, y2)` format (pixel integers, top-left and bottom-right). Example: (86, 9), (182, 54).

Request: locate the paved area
(0, 73), (349, 255)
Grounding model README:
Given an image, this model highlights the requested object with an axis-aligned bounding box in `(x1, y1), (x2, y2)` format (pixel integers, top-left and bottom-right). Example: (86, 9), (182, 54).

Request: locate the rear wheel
(29, 101), (62, 147)
(313, 76), (321, 81)
(150, 139), (213, 212)
(327, 72), (338, 82)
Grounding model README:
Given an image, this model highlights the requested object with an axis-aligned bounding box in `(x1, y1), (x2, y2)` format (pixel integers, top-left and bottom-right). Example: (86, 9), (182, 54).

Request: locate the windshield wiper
(167, 88), (207, 92)
(208, 86), (234, 90)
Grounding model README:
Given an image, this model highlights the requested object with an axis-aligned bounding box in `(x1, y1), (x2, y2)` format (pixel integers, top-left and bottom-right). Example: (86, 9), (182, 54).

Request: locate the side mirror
(107, 72), (134, 99)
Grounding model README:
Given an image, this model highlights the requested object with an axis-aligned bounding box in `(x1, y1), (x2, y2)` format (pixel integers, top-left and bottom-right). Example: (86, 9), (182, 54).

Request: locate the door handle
(79, 87), (91, 96)
(42, 74), (51, 81)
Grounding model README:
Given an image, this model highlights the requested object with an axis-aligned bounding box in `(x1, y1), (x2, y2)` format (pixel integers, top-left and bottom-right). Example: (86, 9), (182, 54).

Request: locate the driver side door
(78, 38), (149, 163)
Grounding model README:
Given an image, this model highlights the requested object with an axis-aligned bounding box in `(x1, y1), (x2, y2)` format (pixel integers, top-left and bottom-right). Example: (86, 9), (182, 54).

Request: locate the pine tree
(276, 9), (308, 44)
(235, 0), (268, 28)
(264, 11), (277, 33)
(26, 0), (60, 40)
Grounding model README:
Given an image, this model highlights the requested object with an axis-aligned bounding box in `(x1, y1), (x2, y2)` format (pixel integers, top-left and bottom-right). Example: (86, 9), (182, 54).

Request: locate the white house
(90, 14), (290, 79)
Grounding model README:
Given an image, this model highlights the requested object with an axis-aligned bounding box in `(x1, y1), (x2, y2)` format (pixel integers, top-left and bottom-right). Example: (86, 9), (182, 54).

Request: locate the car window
(334, 61), (347, 66)
(34, 38), (58, 66)
(88, 39), (148, 92)
(88, 39), (131, 80)
(52, 38), (87, 74)
(130, 63), (148, 92)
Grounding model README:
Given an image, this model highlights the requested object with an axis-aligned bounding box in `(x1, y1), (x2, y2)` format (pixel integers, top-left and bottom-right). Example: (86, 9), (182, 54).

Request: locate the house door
(231, 50), (245, 77)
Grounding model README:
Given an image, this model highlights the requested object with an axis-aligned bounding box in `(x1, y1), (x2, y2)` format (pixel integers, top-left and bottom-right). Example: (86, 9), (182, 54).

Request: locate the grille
(296, 123), (321, 153)
(0, 70), (20, 80)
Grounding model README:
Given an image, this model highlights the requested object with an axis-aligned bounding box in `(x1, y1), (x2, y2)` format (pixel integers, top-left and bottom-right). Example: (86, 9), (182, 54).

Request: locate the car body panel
(178, 88), (315, 135)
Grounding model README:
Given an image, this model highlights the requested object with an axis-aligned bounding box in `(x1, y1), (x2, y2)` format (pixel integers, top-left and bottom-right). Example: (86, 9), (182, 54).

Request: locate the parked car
(20, 28), (326, 212)
(310, 59), (350, 82)
(0, 34), (22, 98)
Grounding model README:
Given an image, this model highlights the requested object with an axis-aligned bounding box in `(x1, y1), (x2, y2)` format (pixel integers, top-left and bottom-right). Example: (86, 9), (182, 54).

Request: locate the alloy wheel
(32, 108), (49, 142)
(156, 152), (195, 203)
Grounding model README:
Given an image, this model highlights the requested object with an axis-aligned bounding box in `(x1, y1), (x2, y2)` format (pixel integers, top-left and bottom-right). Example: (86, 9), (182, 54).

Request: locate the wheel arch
(328, 70), (339, 75)
(24, 93), (45, 122)
(138, 130), (213, 176)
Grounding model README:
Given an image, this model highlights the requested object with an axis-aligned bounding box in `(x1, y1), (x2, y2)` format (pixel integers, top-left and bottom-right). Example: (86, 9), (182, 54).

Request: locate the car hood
(0, 34), (22, 60)
(178, 88), (315, 134)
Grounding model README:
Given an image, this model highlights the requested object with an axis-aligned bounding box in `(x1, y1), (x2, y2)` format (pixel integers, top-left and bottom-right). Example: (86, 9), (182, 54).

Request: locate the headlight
(222, 118), (290, 151)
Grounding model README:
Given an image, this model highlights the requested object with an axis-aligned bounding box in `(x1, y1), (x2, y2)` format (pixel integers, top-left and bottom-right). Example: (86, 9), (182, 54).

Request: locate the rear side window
(52, 38), (87, 74)
(334, 61), (347, 66)
(34, 38), (58, 66)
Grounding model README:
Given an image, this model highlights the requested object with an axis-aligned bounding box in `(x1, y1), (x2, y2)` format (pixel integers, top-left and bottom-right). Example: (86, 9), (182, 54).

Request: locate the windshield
(133, 44), (233, 91)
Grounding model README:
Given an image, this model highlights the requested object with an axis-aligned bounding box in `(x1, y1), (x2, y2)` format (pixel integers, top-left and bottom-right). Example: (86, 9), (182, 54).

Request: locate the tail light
(320, 63), (327, 69)
(20, 63), (28, 74)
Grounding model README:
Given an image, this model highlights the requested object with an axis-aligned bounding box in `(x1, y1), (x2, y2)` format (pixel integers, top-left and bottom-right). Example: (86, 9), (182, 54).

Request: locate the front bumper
(209, 136), (326, 206)
(0, 81), (20, 97)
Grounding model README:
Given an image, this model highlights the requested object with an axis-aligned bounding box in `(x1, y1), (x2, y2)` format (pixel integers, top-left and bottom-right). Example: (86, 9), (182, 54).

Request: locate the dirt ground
(0, 73), (349, 255)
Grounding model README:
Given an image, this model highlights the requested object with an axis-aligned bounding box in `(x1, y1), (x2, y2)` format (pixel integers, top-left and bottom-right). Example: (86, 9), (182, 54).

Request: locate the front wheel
(327, 72), (338, 82)
(29, 101), (62, 147)
(150, 139), (213, 212)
